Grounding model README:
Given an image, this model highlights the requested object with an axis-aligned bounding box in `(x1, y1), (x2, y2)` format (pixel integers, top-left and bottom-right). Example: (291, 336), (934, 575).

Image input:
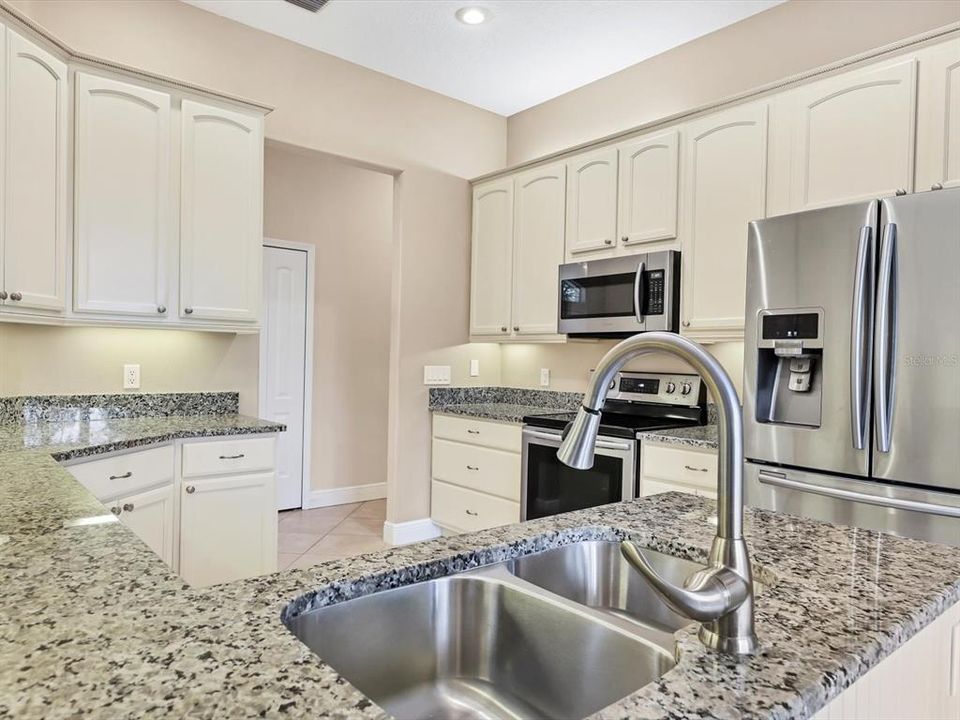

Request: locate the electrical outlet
(469, 359), (480, 377)
(423, 365), (451, 385)
(123, 364), (141, 390)
(540, 368), (550, 387)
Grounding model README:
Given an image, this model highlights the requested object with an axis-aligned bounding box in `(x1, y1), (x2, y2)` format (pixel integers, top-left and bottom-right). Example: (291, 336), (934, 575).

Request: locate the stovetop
(522, 409), (704, 440)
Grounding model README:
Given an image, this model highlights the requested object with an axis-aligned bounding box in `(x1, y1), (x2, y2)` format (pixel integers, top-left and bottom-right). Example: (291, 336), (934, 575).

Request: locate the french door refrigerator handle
(874, 222), (898, 453)
(633, 260), (646, 324)
(758, 470), (960, 518)
(850, 225), (874, 450)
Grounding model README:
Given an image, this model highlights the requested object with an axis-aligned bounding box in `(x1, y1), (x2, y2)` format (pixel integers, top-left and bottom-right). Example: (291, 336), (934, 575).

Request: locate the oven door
(521, 428), (637, 521)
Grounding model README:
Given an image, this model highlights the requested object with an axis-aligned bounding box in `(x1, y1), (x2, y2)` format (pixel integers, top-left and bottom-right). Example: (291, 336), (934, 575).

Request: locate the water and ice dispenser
(753, 310), (823, 428)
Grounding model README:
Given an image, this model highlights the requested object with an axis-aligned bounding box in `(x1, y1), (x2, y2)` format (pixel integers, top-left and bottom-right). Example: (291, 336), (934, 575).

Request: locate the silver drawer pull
(684, 465), (709, 473)
(122, 503), (134, 512)
(109, 471), (133, 480)
(465, 509), (479, 516)
(466, 429), (480, 435)
(466, 465), (479, 471)
(219, 453), (245, 460)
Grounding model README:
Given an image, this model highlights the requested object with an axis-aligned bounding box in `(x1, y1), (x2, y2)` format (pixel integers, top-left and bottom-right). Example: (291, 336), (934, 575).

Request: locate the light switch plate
(540, 368), (550, 387)
(123, 364), (141, 390)
(423, 365), (451, 385)
(469, 359), (480, 377)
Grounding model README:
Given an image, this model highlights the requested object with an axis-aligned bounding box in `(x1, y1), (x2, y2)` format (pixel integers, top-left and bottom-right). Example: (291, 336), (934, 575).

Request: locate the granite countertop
(3, 413), (960, 718)
(431, 402), (563, 424)
(640, 423), (719, 450)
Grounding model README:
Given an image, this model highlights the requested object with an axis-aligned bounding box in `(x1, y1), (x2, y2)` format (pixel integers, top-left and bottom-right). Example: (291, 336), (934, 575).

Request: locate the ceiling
(184, 0), (784, 116)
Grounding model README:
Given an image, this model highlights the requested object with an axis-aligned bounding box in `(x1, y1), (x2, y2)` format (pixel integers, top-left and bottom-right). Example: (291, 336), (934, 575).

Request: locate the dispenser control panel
(761, 313), (819, 340)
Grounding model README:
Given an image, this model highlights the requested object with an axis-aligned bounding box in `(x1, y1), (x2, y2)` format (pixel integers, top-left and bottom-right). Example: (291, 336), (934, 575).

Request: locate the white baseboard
(383, 517), (442, 546)
(304, 482), (386, 509)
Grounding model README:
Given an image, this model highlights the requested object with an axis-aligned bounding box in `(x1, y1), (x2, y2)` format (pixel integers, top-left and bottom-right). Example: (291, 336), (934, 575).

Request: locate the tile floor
(277, 499), (389, 570)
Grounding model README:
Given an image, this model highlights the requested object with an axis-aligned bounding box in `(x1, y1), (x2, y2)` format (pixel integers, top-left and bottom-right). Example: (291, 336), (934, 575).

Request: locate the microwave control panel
(644, 270), (665, 315)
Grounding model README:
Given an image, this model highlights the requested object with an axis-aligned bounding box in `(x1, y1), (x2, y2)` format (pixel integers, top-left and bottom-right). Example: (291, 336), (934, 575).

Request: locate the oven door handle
(758, 471), (960, 518)
(523, 429), (631, 451)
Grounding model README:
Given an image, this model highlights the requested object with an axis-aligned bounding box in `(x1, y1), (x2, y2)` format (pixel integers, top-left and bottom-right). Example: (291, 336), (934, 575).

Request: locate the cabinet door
(564, 147), (617, 260)
(617, 129), (680, 249)
(469, 178), (513, 337)
(1, 29), (67, 312)
(681, 103), (768, 342)
(74, 73), (171, 316)
(117, 484), (175, 569)
(180, 100), (263, 323)
(512, 162), (566, 336)
(179, 471), (277, 587)
(916, 41), (960, 191)
(789, 58), (916, 210)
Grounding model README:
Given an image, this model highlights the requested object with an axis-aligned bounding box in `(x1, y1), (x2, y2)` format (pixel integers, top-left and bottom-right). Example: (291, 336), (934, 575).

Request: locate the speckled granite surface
(428, 386), (583, 411)
(432, 402), (564, 423)
(0, 391), (240, 424)
(640, 423), (719, 450)
(3, 411), (960, 718)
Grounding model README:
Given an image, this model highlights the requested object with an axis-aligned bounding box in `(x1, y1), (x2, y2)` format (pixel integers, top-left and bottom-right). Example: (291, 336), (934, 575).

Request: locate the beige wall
(0, 324), (259, 414)
(506, 0), (960, 164)
(263, 143), (394, 493)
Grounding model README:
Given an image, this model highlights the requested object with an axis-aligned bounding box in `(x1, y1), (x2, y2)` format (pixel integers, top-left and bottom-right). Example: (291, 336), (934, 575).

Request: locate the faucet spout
(557, 331), (758, 655)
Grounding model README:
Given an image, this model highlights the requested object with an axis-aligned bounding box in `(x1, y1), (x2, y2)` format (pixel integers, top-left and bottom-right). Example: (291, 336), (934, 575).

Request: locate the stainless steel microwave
(558, 251), (680, 337)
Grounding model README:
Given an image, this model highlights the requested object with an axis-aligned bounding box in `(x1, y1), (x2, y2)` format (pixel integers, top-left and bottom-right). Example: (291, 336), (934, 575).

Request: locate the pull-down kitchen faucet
(558, 332), (758, 655)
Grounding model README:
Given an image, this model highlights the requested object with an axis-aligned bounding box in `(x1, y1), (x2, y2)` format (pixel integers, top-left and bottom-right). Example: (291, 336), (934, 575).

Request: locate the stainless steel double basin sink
(286, 540), (703, 719)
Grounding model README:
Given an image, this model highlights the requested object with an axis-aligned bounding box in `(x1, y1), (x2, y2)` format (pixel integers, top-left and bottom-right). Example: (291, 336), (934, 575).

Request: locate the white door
(511, 162), (566, 336)
(261, 245), (308, 510)
(680, 102), (768, 342)
(564, 147), (618, 261)
(74, 73), (171, 316)
(179, 472), (277, 587)
(916, 41), (960, 191)
(179, 100), (263, 323)
(117, 484), (175, 569)
(1, 28), (68, 313)
(616, 129), (680, 249)
(787, 57), (917, 210)
(469, 178), (513, 337)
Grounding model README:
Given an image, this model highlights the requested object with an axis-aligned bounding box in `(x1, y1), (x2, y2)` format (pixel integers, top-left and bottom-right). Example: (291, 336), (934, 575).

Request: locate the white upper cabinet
(564, 147), (618, 260)
(179, 100), (263, 323)
(470, 178), (514, 337)
(0, 28), (67, 313)
(617, 129), (680, 248)
(786, 58), (917, 210)
(512, 162), (566, 336)
(74, 73), (171, 316)
(680, 102), (768, 342)
(916, 40), (960, 191)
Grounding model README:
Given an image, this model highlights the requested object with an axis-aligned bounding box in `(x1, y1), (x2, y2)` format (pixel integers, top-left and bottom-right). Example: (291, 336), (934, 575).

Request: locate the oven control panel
(608, 372), (703, 406)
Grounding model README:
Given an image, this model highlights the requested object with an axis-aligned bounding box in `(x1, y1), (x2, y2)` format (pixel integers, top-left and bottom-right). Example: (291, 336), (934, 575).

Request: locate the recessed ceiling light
(455, 6), (492, 25)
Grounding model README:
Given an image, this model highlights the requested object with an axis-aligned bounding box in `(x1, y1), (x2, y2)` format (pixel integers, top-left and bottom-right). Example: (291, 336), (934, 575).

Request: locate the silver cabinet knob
(621, 236), (629, 243)
(157, 305), (166, 314)
(110, 506), (121, 516)
(122, 502), (134, 512)
(682, 320), (691, 327)
(185, 485), (196, 494)
(895, 188), (907, 196)
(500, 325), (507, 332)
(184, 307), (194, 315)
(513, 326), (519, 332)
(932, 183), (944, 191)
(604, 239), (613, 245)
(9, 292), (22, 301)
(0, 291), (7, 300)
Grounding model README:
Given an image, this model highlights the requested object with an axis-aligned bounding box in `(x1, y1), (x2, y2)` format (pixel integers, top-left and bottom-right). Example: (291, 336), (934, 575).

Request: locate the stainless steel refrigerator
(743, 187), (960, 547)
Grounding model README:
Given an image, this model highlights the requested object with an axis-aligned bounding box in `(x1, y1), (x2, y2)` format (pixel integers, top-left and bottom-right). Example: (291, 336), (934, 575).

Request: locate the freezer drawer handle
(849, 225), (874, 450)
(757, 471), (960, 519)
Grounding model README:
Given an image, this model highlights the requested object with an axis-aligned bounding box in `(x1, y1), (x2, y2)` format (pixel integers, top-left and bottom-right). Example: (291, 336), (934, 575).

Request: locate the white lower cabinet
(430, 415), (521, 533)
(179, 470), (277, 587)
(639, 441), (718, 499)
(116, 484), (176, 568)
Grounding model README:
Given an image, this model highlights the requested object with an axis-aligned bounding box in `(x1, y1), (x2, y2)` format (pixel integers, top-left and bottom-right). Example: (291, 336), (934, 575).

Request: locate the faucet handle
(620, 541), (749, 622)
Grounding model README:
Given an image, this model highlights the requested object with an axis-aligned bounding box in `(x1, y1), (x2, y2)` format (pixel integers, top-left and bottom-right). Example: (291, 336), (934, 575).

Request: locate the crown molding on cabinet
(473, 21), (960, 184)
(0, 1), (274, 115)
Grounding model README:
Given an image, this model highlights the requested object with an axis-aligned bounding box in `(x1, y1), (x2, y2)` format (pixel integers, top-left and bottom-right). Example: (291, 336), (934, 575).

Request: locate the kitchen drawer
(642, 441), (718, 491)
(432, 439), (521, 502)
(67, 444), (174, 501)
(182, 436), (275, 478)
(433, 414), (521, 453)
(431, 480), (520, 534)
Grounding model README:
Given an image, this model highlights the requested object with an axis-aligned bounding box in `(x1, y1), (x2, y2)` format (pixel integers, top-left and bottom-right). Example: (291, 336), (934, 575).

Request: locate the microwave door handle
(634, 261), (646, 324)
(849, 225), (873, 450)
(874, 222), (898, 453)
